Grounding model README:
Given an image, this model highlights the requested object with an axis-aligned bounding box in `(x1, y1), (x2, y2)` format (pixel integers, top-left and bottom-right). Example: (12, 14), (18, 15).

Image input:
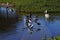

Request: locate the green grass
(0, 0), (60, 13)
(42, 35), (60, 40)
(55, 35), (60, 40)
(50, 35), (60, 40)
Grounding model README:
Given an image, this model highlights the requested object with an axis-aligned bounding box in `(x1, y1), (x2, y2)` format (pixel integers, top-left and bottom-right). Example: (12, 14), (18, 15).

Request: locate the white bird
(44, 10), (49, 19)
(29, 20), (31, 22)
(7, 2), (9, 5)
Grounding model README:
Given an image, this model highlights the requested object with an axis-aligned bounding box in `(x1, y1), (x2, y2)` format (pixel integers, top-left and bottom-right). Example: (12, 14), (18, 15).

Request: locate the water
(0, 14), (60, 40)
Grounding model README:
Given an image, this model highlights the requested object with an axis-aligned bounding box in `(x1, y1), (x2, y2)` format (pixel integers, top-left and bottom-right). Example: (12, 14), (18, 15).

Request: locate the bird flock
(23, 10), (50, 34)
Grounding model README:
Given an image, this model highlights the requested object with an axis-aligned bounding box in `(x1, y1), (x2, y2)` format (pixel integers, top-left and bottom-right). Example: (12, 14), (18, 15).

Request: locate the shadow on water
(0, 16), (20, 32)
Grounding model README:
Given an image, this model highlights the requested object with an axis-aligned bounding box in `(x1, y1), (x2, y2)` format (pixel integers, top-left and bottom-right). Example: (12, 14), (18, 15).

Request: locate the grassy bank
(0, 0), (60, 13)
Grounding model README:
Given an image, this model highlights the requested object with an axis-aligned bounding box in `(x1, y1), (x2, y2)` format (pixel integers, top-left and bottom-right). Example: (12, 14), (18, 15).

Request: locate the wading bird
(44, 10), (49, 19)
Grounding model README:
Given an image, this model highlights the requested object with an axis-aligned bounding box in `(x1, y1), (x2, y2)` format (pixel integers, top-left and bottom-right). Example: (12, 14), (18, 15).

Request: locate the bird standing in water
(35, 17), (41, 25)
(34, 16), (41, 32)
(7, 2), (9, 6)
(25, 15), (34, 32)
(44, 10), (49, 19)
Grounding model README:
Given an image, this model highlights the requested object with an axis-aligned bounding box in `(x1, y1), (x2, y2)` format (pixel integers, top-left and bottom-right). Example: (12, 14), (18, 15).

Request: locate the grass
(55, 35), (60, 40)
(42, 35), (60, 40)
(49, 35), (60, 40)
(0, 0), (60, 12)
(0, 0), (60, 16)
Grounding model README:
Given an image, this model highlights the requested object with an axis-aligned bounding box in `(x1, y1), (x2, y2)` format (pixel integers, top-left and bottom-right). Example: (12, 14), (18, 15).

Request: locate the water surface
(0, 14), (60, 40)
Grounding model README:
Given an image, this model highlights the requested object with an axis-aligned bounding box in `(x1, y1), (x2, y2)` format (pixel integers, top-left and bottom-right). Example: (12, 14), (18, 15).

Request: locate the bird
(35, 18), (41, 25)
(25, 15), (33, 29)
(37, 23), (41, 25)
(7, 2), (9, 5)
(44, 10), (49, 19)
(36, 28), (41, 32)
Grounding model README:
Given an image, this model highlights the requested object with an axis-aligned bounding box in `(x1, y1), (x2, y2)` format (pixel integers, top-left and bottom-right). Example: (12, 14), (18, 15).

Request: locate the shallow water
(0, 14), (60, 40)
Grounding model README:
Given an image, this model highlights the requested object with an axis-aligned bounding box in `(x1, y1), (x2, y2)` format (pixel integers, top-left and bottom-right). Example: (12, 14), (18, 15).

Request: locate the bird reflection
(23, 13), (41, 34)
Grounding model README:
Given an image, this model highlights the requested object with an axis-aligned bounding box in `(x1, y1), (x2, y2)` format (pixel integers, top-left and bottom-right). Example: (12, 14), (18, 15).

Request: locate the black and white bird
(24, 15), (33, 31)
(44, 10), (49, 19)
